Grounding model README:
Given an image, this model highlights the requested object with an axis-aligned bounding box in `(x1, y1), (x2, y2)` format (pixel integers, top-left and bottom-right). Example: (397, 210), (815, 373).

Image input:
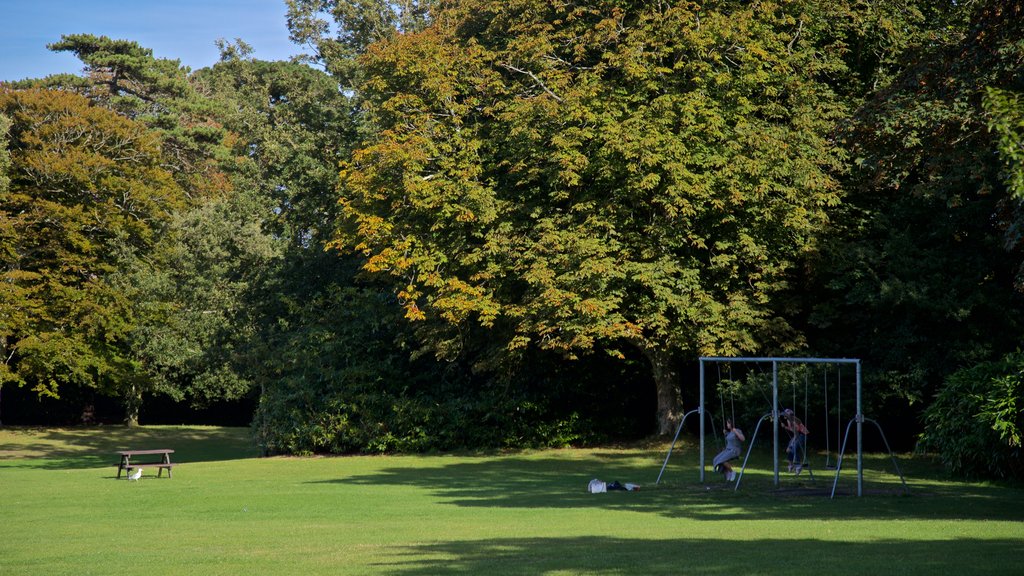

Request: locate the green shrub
(252, 367), (591, 455)
(919, 351), (1024, 479)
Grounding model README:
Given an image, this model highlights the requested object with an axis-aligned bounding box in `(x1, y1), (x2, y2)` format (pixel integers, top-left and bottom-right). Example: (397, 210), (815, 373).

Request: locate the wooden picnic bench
(116, 449), (175, 479)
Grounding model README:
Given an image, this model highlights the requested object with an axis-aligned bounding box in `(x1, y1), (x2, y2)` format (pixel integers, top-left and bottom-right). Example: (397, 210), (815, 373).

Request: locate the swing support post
(656, 407), (701, 485)
(699, 360), (706, 483)
(772, 361), (780, 486)
(856, 359), (863, 497)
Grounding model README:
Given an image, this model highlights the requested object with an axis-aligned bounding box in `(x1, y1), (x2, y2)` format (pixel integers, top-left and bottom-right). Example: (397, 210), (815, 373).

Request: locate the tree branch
(500, 63), (563, 102)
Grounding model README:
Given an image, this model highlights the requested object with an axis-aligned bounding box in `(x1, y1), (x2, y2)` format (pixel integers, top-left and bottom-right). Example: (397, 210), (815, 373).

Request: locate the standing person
(712, 420), (745, 482)
(781, 408), (809, 474)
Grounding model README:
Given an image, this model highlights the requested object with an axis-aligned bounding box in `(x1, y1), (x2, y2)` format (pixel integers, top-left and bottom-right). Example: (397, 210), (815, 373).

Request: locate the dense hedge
(920, 351), (1024, 480)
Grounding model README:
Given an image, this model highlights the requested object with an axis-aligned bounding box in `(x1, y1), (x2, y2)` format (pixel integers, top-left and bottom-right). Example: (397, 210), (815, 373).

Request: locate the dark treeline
(1, 0), (1022, 479)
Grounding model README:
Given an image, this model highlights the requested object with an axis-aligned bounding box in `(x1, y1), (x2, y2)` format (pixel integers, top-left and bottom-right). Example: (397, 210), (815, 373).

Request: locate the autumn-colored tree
(0, 88), (184, 421)
(334, 0), (850, 433)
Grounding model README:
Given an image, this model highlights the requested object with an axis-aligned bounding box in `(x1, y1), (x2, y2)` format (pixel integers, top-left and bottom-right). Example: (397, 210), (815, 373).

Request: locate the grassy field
(1, 426), (1022, 575)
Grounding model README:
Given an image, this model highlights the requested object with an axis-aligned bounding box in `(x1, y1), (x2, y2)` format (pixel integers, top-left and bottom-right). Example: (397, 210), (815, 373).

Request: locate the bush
(919, 351), (1024, 479)
(252, 364), (592, 455)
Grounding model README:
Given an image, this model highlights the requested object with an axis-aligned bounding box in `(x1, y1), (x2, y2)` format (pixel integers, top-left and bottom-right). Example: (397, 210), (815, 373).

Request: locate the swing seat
(791, 460), (814, 479)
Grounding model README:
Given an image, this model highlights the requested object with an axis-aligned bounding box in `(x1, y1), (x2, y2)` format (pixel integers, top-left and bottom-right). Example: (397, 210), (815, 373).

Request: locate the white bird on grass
(129, 468), (143, 481)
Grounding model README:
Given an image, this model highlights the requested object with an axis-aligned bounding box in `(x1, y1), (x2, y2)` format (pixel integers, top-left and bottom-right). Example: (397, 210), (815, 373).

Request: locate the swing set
(655, 357), (908, 498)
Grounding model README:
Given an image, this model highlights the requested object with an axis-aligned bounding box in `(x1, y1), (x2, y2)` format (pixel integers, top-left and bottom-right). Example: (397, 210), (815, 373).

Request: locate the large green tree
(29, 35), (367, 425)
(0, 88), (185, 417)
(178, 48), (356, 411)
(807, 0), (1024, 414)
(332, 0), (850, 433)
(192, 43), (353, 248)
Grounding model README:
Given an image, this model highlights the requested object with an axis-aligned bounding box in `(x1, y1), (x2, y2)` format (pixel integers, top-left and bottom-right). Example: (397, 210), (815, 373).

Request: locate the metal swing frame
(657, 356), (908, 498)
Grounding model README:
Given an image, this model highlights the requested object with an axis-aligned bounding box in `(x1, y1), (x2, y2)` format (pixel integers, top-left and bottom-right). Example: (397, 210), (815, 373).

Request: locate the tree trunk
(125, 384), (141, 427)
(643, 347), (683, 436)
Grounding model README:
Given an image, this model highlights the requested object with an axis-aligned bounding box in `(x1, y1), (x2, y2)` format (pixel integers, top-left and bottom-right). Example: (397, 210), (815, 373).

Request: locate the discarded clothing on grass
(588, 479), (640, 493)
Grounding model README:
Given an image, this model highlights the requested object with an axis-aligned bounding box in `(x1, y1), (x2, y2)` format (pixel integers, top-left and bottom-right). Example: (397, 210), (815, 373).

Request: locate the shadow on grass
(376, 536), (1021, 575)
(314, 450), (1024, 522)
(0, 425), (258, 470)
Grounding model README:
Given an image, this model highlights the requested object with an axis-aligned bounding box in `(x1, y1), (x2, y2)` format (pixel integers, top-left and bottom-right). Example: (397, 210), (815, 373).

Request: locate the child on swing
(712, 419), (745, 482)
(781, 408), (809, 474)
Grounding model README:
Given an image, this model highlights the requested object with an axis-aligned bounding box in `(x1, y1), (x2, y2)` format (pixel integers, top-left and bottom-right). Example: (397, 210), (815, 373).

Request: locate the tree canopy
(0, 88), (184, 406)
(332, 0), (850, 432)
(806, 0), (1024, 409)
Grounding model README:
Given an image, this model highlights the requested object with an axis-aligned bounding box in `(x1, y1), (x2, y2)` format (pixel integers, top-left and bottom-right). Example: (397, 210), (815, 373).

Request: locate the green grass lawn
(1, 426), (1021, 575)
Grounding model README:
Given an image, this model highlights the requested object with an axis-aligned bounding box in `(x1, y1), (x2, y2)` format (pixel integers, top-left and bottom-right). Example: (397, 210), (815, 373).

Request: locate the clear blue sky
(0, 0), (308, 82)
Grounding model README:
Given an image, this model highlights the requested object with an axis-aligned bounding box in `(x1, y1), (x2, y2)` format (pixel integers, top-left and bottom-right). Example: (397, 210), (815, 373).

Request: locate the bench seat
(123, 463), (175, 478)
(123, 463), (174, 469)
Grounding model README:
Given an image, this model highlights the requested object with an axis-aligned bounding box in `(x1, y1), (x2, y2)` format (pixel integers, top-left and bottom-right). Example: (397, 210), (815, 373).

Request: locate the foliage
(920, 351), (1024, 480)
(248, 251), (640, 454)
(3, 1), (1024, 461)
(986, 86), (1024, 201)
(834, 0), (972, 98)
(0, 88), (184, 405)
(249, 253), (420, 454)
(107, 50), (363, 413)
(5, 38), (360, 423)
(0, 111), (17, 392)
(286, 0), (433, 82)
(806, 0), (1024, 410)
(107, 188), (276, 406)
(331, 0), (851, 434)
(192, 51), (354, 248)
(984, 83), (1024, 291)
(30, 37), (299, 417)
(0, 112), (9, 193)
(44, 34), (241, 200)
